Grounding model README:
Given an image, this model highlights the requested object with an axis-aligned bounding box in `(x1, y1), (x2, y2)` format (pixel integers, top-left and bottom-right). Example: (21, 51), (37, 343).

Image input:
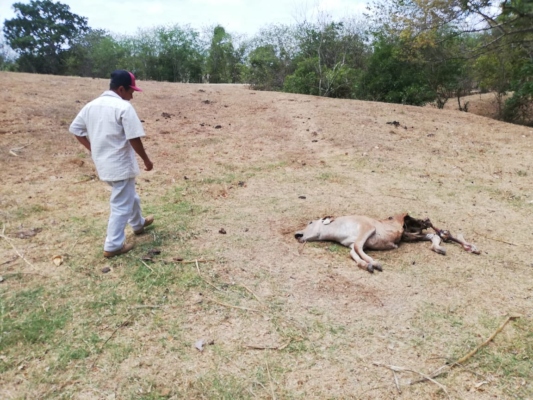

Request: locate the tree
(64, 29), (125, 77)
(0, 33), (17, 71)
(3, 0), (89, 74)
(153, 25), (204, 83)
(206, 25), (236, 83)
(246, 45), (283, 90)
(246, 24), (299, 90)
(284, 18), (369, 98)
(368, 0), (533, 123)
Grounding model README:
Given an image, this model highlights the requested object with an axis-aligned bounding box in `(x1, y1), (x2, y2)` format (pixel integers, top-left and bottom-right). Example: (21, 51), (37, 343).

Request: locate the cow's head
(295, 217), (333, 243)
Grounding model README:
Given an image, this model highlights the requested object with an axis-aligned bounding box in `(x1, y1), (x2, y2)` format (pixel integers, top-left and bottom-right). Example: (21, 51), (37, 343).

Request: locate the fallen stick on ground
(0, 225), (36, 269)
(203, 295), (261, 313)
(240, 283), (263, 303)
(381, 192), (418, 201)
(9, 142), (32, 156)
(1, 272), (48, 280)
(393, 371), (402, 394)
(140, 259), (154, 273)
(411, 314), (521, 385)
(266, 357), (277, 400)
(0, 256), (18, 266)
(246, 339), (291, 351)
(195, 260), (223, 292)
(456, 315), (520, 365)
(474, 231), (518, 246)
(170, 258), (215, 264)
(91, 314), (135, 369)
(373, 362), (449, 398)
(128, 305), (162, 310)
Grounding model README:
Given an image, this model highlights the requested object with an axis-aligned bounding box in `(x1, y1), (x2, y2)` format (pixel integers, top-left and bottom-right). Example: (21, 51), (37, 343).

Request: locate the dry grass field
(440, 92), (510, 120)
(0, 71), (532, 399)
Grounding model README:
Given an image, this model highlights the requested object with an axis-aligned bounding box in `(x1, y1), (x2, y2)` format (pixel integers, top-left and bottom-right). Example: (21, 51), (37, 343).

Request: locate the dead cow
(295, 214), (479, 273)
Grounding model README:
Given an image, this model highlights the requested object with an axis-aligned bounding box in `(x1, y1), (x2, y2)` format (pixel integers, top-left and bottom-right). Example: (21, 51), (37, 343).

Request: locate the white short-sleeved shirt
(69, 90), (145, 181)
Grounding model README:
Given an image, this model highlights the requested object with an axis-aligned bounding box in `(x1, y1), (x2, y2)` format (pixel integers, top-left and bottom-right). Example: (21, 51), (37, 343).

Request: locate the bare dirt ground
(1, 71), (532, 399)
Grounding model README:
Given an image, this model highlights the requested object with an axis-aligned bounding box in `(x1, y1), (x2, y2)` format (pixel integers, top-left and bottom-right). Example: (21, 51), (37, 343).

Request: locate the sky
(0, 0), (368, 37)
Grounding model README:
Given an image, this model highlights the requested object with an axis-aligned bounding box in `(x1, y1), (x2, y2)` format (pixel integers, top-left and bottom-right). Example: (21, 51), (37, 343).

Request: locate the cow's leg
(351, 228), (382, 273)
(349, 244), (375, 273)
(427, 233), (446, 255)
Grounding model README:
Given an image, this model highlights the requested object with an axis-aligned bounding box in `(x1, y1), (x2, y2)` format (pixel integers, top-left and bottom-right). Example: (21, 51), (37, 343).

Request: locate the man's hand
(75, 135), (91, 152)
(144, 158), (153, 171)
(129, 138), (153, 171)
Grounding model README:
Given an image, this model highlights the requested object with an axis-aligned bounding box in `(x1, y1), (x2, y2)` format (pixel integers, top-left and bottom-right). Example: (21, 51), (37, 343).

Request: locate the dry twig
(265, 357), (277, 400)
(455, 315), (520, 365)
(1, 271), (48, 279)
(195, 260), (223, 291)
(373, 362), (449, 398)
(393, 371), (402, 394)
(203, 295), (261, 313)
(246, 339), (292, 351)
(240, 283), (263, 303)
(474, 231), (518, 246)
(411, 314), (521, 385)
(0, 225), (36, 269)
(9, 142), (32, 156)
(91, 314), (135, 368)
(381, 192), (418, 201)
(175, 258), (215, 264)
(0, 256), (18, 266)
(128, 305), (161, 310)
(140, 259), (154, 273)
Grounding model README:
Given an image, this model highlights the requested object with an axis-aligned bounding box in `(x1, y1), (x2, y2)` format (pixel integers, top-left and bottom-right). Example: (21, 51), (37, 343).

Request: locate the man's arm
(75, 135), (91, 152)
(129, 137), (153, 171)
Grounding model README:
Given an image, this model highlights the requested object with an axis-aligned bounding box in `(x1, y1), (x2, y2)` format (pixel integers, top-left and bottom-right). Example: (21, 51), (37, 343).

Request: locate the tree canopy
(3, 0), (89, 74)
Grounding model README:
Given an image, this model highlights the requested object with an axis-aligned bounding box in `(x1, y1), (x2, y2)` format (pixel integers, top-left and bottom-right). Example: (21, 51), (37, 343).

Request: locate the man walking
(69, 70), (154, 257)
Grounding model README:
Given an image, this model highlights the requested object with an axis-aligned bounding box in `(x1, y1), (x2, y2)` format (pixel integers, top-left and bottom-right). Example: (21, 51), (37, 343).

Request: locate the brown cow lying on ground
(294, 214), (479, 273)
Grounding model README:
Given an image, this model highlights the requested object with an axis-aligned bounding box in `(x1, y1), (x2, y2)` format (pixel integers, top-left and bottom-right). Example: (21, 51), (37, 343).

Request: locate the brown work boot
(104, 242), (134, 258)
(134, 215), (154, 235)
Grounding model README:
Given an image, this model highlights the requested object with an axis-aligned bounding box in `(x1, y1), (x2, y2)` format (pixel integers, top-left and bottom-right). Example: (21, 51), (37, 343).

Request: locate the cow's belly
(365, 231), (401, 250)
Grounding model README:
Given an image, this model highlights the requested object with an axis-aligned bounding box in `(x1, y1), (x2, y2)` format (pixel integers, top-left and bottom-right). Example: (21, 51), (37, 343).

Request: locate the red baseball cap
(110, 70), (142, 92)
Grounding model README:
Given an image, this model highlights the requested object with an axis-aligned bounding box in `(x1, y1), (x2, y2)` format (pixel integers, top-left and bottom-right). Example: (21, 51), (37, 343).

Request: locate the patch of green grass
(475, 317), (533, 377)
(56, 345), (91, 369)
(86, 283), (125, 310)
(15, 204), (49, 219)
(129, 260), (202, 291)
(68, 215), (105, 239)
(0, 287), (70, 352)
(184, 372), (252, 399)
(412, 305), (533, 396)
(327, 243), (345, 254)
(317, 172), (334, 181)
(198, 175), (236, 185)
(108, 342), (134, 364)
(249, 161), (287, 172)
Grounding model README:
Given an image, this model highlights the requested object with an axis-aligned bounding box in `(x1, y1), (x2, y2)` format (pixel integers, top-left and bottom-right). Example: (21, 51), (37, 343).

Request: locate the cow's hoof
(366, 264), (374, 273)
(431, 246), (446, 255)
(374, 264), (383, 272)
